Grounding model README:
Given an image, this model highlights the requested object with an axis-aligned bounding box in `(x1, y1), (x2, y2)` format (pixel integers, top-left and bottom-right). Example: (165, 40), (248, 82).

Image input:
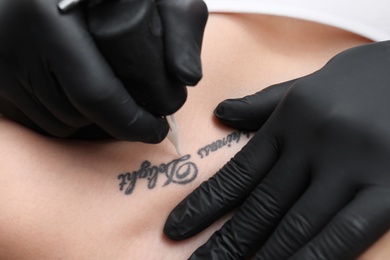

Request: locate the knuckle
(212, 160), (253, 202)
(70, 78), (123, 108)
(213, 230), (246, 259)
(301, 244), (330, 260)
(284, 212), (314, 242)
(204, 157), (261, 206)
(223, 158), (255, 188)
(335, 213), (368, 241)
(251, 189), (282, 225)
(298, 215), (369, 260)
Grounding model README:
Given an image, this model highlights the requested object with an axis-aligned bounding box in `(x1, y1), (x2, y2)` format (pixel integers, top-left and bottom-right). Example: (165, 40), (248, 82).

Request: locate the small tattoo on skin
(197, 131), (251, 159)
(117, 131), (251, 195)
(118, 154), (198, 195)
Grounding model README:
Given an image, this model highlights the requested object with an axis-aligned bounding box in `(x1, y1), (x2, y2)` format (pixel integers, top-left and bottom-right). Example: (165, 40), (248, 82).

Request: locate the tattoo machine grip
(87, 0), (187, 116)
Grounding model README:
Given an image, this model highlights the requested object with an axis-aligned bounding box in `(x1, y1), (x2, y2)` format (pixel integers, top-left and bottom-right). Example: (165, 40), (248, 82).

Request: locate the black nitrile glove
(0, 0), (207, 142)
(164, 41), (390, 259)
(87, 0), (208, 117)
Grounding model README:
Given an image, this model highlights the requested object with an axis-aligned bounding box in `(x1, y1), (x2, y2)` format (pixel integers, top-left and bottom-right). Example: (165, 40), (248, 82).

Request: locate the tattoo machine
(58, 0), (185, 156)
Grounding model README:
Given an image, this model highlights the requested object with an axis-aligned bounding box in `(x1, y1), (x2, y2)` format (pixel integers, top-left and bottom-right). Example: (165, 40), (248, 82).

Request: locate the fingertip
(163, 214), (185, 241)
(140, 116), (170, 144)
(213, 100), (229, 118)
(172, 57), (203, 86)
(213, 79), (297, 130)
(213, 98), (259, 130)
(151, 118), (170, 144)
(117, 117), (169, 143)
(148, 84), (188, 116)
(164, 199), (199, 240)
(166, 46), (203, 86)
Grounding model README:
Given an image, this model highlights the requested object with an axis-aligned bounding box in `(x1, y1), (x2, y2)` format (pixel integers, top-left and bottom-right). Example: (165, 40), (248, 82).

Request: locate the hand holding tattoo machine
(60, 0), (208, 153)
(0, 0), (206, 144)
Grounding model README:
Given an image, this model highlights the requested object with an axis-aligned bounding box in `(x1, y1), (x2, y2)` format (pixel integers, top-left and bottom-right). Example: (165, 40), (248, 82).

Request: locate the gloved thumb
(214, 79), (299, 130)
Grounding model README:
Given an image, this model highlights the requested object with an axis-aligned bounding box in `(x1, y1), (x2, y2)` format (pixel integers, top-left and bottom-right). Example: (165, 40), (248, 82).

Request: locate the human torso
(0, 13), (376, 259)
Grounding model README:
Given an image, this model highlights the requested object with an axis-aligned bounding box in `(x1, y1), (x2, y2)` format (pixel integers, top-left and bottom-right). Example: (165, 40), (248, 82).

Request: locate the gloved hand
(0, 0), (207, 142)
(87, 0), (208, 117)
(164, 40), (390, 259)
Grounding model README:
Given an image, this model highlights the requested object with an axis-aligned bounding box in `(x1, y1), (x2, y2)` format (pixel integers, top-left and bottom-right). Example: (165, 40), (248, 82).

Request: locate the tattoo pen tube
(58, 0), (87, 12)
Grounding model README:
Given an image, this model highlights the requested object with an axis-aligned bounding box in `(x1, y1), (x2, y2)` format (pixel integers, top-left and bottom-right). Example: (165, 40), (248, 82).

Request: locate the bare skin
(0, 13), (386, 259)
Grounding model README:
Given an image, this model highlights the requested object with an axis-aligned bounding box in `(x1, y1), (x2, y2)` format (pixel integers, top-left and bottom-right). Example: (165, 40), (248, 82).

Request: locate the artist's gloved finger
(69, 123), (111, 139)
(156, 0), (208, 86)
(254, 180), (354, 260)
(51, 15), (169, 143)
(164, 129), (280, 240)
(63, 73), (169, 143)
(188, 153), (309, 260)
(214, 79), (299, 131)
(87, 0), (188, 116)
(27, 62), (90, 128)
(0, 61), (78, 137)
(0, 95), (64, 135)
(290, 189), (390, 260)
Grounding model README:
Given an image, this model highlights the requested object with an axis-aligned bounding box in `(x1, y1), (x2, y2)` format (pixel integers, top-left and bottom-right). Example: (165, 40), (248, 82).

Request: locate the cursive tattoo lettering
(197, 131), (250, 159)
(118, 154), (198, 195)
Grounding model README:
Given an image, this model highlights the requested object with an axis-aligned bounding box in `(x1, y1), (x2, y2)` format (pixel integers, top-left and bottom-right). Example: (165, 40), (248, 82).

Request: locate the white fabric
(204, 0), (390, 41)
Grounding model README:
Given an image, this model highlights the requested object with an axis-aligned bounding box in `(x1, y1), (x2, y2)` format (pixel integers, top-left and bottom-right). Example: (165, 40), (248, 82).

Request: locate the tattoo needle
(166, 115), (183, 157)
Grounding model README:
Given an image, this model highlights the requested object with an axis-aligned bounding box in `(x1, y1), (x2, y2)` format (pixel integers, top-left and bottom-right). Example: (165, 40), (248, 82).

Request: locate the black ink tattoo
(197, 131), (251, 159)
(118, 154), (198, 195)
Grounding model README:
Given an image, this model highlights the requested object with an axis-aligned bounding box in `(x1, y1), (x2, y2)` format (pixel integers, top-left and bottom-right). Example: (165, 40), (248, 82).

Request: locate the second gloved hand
(164, 41), (390, 259)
